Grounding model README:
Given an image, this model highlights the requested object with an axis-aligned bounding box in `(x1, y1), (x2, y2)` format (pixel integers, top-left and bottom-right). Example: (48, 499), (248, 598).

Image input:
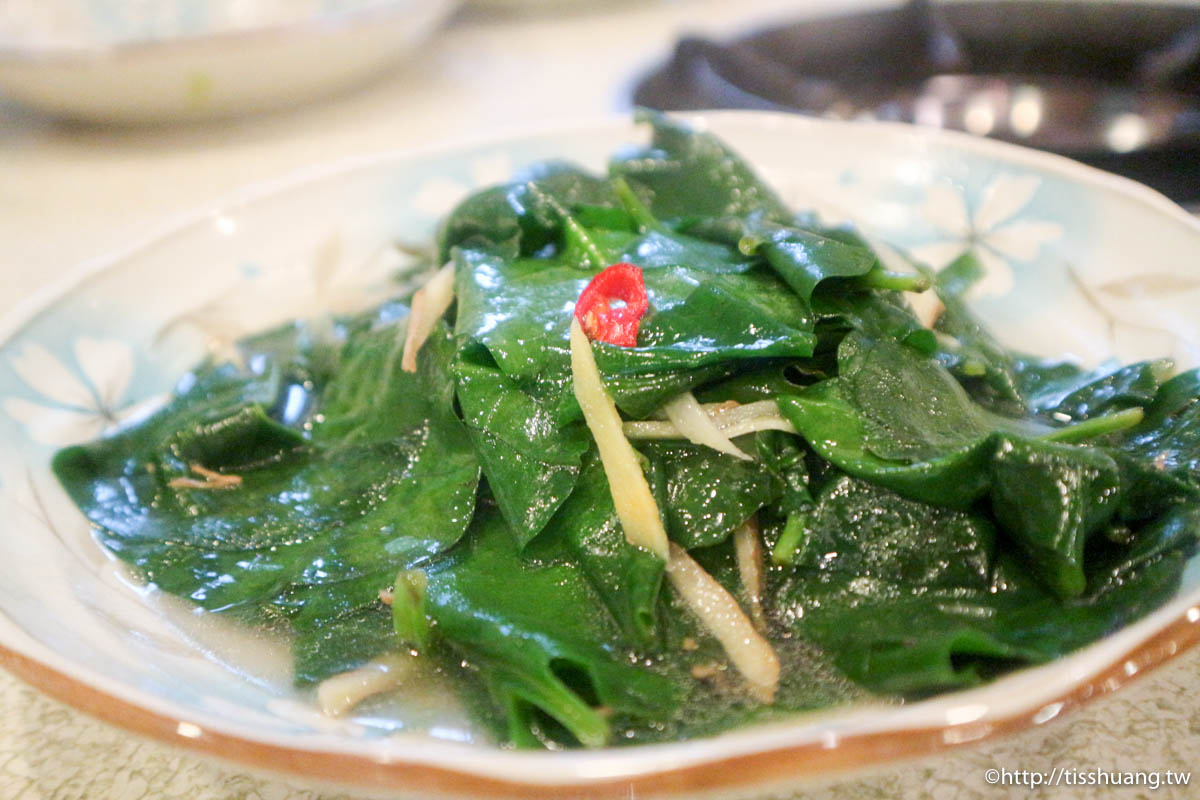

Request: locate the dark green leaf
(931, 252), (1026, 413)
(1021, 359), (1168, 421)
(777, 380), (995, 509)
(837, 334), (1046, 462)
(454, 354), (590, 546)
(1105, 369), (1200, 516)
(438, 162), (619, 261)
(426, 509), (680, 746)
(1115, 368), (1200, 477)
(989, 436), (1122, 598)
(772, 475), (1194, 694)
(610, 111), (792, 224)
(537, 452), (665, 647)
(638, 442), (781, 548)
(53, 317), (481, 684)
(294, 606), (396, 685)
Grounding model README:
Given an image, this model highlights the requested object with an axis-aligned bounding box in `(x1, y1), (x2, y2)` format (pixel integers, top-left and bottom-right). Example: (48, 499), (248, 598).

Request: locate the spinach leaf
(610, 110), (792, 224)
(1117, 369), (1200, 485)
(454, 350), (590, 546)
(592, 274), (816, 377)
(638, 273), (815, 354)
(638, 442), (781, 548)
(293, 606), (397, 685)
(438, 162), (620, 261)
(623, 228), (752, 273)
(452, 247), (584, 380)
(928, 251), (1026, 412)
(54, 317), (481, 682)
(772, 476), (1013, 693)
(777, 381), (995, 509)
(1105, 369), (1200, 517)
(989, 436), (1121, 597)
(777, 338), (1126, 597)
(310, 320), (481, 560)
(453, 239), (818, 420)
(1020, 359), (1169, 421)
(754, 430), (813, 512)
(537, 452), (665, 647)
(425, 508), (680, 747)
(703, 217), (881, 306)
(837, 334), (1047, 462)
(810, 288), (936, 355)
(772, 476), (1194, 694)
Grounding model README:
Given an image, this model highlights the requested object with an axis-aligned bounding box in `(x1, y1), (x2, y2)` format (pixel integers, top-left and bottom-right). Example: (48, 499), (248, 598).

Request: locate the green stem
(612, 176), (660, 233)
(855, 267), (932, 293)
(771, 512), (810, 566)
(737, 234), (766, 256)
(562, 214), (608, 270)
(1041, 407), (1145, 444)
(391, 569), (432, 650)
(504, 669), (611, 748)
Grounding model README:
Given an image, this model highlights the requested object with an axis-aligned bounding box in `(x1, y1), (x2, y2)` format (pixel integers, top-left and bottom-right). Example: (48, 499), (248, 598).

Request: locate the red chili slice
(574, 262), (649, 347)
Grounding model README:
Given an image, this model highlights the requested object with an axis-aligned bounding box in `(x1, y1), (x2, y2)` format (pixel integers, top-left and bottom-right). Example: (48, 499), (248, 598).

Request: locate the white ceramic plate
(1, 112), (1199, 799)
(0, 1), (457, 123)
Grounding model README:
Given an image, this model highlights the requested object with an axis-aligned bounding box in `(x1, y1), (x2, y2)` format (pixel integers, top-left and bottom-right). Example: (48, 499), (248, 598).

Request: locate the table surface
(1, 1), (1197, 798)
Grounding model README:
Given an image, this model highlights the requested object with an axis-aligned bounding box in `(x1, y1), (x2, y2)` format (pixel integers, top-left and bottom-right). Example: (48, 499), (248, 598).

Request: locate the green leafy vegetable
(772, 476), (1187, 693)
(639, 442), (781, 549)
(540, 451), (666, 647)
(52, 114), (1200, 750)
(453, 349), (590, 545)
(425, 508), (680, 748)
(54, 316), (481, 632)
(610, 110), (792, 223)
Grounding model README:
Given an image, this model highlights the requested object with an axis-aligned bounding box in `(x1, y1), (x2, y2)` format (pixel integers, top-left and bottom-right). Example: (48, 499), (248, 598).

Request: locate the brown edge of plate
(0, 603), (1197, 798)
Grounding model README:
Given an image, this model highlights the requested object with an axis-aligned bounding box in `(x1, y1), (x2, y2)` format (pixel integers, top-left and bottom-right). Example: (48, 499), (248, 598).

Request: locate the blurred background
(6, 0), (1200, 302)
(1, 1), (1198, 798)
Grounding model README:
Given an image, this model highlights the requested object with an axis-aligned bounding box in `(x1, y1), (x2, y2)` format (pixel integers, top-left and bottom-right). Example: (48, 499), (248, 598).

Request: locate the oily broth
(133, 574), (486, 742)
(116, 552), (871, 747)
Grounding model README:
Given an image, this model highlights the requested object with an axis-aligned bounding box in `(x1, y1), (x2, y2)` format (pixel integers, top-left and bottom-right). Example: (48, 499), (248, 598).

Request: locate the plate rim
(1, 611), (1196, 796)
(2, 110), (1199, 795)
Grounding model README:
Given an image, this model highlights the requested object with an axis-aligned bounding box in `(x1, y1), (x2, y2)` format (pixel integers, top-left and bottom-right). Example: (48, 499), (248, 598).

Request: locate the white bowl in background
(0, 1), (458, 122)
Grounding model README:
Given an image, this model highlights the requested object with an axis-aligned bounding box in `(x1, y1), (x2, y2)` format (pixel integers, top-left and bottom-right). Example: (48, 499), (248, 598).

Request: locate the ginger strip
(665, 542), (780, 704)
(663, 391), (752, 460)
(733, 517), (767, 632)
(569, 317), (669, 560)
(401, 262), (456, 373)
(167, 463), (242, 490)
(316, 653), (418, 717)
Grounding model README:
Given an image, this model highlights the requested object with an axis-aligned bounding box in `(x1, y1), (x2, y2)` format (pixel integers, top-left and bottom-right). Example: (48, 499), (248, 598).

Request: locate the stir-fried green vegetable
(52, 113), (1199, 748)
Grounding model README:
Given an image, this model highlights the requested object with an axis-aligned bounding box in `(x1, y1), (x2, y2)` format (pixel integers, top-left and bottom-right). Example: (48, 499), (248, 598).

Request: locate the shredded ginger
(569, 317), (669, 560)
(401, 262), (455, 373)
